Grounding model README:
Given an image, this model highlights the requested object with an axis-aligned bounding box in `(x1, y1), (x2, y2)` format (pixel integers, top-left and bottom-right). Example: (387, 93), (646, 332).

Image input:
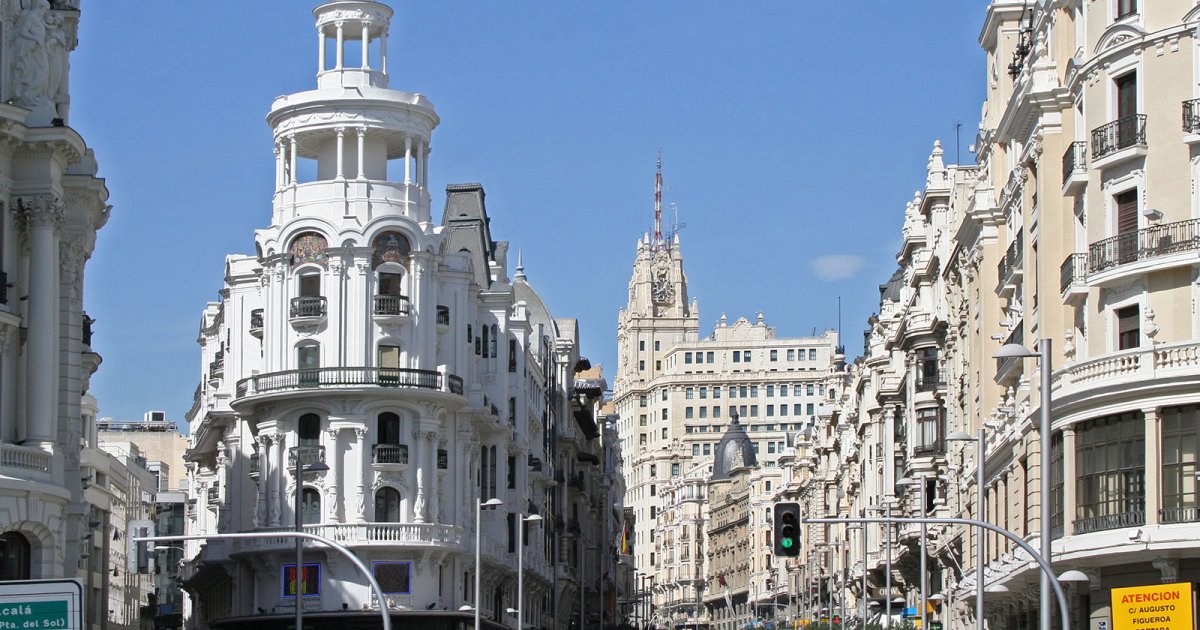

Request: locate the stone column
(1143, 408), (1160, 526)
(1063, 426), (1076, 537)
(255, 435), (272, 527)
(272, 434), (285, 527)
(420, 144), (430, 189)
(335, 127), (345, 179)
(360, 24), (369, 69)
(317, 27), (325, 73)
(427, 432), (439, 523)
(326, 427), (342, 523)
(355, 427), (368, 522)
(412, 251), (433, 368)
(274, 143), (283, 191)
(289, 136), (297, 186)
(266, 434), (281, 527)
(335, 22), (344, 69)
(356, 127), (366, 179)
(413, 427), (426, 523)
(20, 196), (63, 448)
(403, 137), (412, 186)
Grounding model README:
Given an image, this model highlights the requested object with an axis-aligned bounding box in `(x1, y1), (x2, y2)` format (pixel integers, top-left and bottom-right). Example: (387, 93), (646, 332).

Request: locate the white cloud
(811, 255), (868, 281)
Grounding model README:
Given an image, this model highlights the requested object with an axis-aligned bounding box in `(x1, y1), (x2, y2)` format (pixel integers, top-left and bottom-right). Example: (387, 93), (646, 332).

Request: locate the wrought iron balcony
(373, 294), (410, 316)
(372, 443), (409, 465)
(997, 233), (1023, 290)
(249, 309), (264, 337)
(249, 453), (260, 477)
(288, 445), (326, 469)
(1091, 114), (1147, 161)
(290, 296), (327, 318)
(1088, 218), (1200, 275)
(912, 438), (945, 457)
(914, 370), (945, 393)
(1184, 99), (1200, 134)
(1059, 253), (1088, 293)
(209, 358), (224, 380)
(1073, 509), (1145, 535)
(1061, 141), (1087, 192)
(1160, 506), (1200, 524)
(436, 305), (450, 327)
(206, 487), (219, 504)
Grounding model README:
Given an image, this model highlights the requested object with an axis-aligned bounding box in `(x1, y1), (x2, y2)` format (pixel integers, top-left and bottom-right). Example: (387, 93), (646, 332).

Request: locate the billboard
(281, 563), (320, 598)
(1111, 582), (1194, 630)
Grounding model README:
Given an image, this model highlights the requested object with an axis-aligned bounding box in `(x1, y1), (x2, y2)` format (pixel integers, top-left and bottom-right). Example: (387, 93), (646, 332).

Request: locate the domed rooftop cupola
(711, 409), (757, 480)
(266, 1), (440, 226)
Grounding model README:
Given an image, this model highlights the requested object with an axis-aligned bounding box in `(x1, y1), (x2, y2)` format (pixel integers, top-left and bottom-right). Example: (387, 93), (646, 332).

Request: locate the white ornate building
(180, 3), (615, 630)
(611, 173), (843, 627)
(0, 0), (111, 608)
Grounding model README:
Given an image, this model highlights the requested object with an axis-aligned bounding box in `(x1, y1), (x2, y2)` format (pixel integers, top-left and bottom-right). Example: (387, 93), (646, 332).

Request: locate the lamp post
(845, 525), (862, 630)
(517, 514), (543, 630)
(294, 449), (329, 630)
(994, 339), (1052, 630)
(476, 497), (504, 630)
(946, 428), (986, 630)
(896, 477), (927, 630)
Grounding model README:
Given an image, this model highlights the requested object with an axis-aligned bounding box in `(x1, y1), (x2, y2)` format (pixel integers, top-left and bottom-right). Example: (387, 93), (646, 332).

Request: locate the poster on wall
(281, 563), (321, 598)
(1110, 582), (1194, 630)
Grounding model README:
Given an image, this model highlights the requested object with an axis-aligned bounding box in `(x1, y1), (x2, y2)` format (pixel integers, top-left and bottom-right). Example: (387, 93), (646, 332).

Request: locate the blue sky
(73, 1), (986, 426)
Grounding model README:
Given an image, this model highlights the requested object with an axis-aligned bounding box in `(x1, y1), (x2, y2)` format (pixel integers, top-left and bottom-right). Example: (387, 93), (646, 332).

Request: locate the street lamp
(294, 451), (329, 630)
(993, 339), (1051, 630)
(476, 497), (503, 630)
(946, 428), (985, 630)
(895, 477), (928, 630)
(516, 514), (543, 630)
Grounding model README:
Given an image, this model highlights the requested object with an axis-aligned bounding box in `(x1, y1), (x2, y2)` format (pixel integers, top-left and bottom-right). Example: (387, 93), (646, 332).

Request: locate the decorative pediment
(1094, 23), (1144, 55)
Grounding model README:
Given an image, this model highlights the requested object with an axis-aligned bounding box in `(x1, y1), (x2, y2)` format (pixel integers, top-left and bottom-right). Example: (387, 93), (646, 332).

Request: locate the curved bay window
(1075, 411), (1145, 534)
(0, 532), (31, 580)
(301, 488), (321, 525)
(1161, 405), (1199, 524)
(913, 406), (945, 456)
(375, 487), (402, 522)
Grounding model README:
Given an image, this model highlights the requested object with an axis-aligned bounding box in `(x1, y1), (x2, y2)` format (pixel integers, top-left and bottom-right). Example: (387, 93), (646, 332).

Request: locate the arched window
(301, 488), (321, 525)
(375, 487), (401, 522)
(378, 412), (400, 445)
(298, 413), (321, 447)
(0, 532), (31, 580)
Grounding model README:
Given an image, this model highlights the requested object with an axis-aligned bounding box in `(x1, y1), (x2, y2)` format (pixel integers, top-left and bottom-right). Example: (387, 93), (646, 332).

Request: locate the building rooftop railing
(236, 366), (462, 399)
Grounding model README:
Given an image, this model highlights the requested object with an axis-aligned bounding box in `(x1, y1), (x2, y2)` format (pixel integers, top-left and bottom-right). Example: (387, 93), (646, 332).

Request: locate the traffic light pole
(802, 516), (1069, 630)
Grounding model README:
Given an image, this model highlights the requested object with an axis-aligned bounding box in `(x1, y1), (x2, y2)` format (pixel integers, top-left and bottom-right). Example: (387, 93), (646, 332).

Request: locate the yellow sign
(1111, 582), (1194, 630)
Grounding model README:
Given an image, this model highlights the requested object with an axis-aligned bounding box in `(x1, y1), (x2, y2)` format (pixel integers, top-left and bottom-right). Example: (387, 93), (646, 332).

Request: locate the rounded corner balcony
(289, 296), (327, 328)
(372, 294), (410, 325)
(229, 522), (467, 556)
(233, 366), (465, 407)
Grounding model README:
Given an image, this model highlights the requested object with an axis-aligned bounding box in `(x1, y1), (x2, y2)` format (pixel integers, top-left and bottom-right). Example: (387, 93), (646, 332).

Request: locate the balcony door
(1116, 73), (1138, 147)
(1115, 189), (1139, 265)
(297, 344), (320, 387)
(378, 344), (402, 385)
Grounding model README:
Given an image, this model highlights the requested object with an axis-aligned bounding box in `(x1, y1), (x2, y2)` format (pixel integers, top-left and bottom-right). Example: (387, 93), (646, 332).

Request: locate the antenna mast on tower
(654, 151), (664, 249)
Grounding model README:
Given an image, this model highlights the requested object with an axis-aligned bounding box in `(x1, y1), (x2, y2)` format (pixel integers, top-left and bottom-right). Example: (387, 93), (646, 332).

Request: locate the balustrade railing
(373, 294), (410, 316)
(250, 309), (264, 331)
(289, 296), (327, 318)
(0, 444), (51, 477)
(1088, 218), (1200, 273)
(1160, 506), (1200, 524)
(1091, 114), (1147, 160)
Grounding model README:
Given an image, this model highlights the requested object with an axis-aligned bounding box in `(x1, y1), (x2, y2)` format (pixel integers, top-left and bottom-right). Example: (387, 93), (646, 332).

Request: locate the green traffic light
(781, 538), (794, 549)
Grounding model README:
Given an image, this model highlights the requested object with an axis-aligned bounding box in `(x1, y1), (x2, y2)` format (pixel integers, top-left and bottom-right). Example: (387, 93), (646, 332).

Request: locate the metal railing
(1160, 506), (1200, 524)
(1059, 253), (1088, 293)
(1073, 509), (1145, 535)
(250, 309), (264, 330)
(236, 366), (458, 397)
(1184, 99), (1200, 133)
(206, 487), (219, 504)
(288, 445), (326, 469)
(912, 437), (945, 457)
(290, 296), (327, 318)
(373, 294), (410, 316)
(249, 453), (260, 476)
(997, 233), (1023, 286)
(436, 305), (450, 326)
(914, 370), (945, 392)
(372, 443), (409, 465)
(210, 359), (224, 380)
(1091, 114), (1147, 160)
(1088, 218), (1200, 273)
(1061, 141), (1087, 182)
